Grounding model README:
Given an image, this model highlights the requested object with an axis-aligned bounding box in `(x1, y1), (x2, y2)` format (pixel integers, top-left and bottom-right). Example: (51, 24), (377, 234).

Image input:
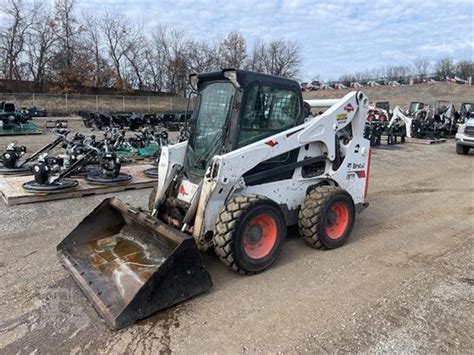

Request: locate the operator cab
(460, 103), (474, 121)
(185, 69), (304, 183)
(408, 102), (425, 116)
(375, 101), (391, 117)
(2, 102), (16, 113)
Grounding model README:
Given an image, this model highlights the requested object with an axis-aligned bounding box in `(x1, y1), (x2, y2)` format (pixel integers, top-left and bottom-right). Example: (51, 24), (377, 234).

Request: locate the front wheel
(213, 195), (286, 274)
(298, 186), (355, 249)
(456, 144), (470, 155)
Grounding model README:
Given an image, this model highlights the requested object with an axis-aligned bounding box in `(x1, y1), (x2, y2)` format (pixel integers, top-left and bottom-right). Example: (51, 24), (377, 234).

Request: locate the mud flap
(57, 197), (213, 329)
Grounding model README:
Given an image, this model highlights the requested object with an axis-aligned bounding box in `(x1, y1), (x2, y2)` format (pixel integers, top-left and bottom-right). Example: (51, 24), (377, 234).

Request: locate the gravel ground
(0, 134), (473, 354)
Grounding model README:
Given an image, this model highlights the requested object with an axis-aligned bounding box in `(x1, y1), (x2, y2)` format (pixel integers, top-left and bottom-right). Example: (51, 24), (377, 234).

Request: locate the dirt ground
(0, 120), (473, 353)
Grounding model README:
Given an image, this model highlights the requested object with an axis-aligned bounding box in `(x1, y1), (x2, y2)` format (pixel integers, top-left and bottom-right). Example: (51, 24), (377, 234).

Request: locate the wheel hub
(327, 209), (337, 226)
(325, 202), (350, 240)
(246, 224), (263, 245)
(242, 213), (278, 259)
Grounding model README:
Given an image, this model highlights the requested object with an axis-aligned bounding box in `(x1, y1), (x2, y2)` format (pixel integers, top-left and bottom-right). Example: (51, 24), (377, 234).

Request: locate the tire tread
(298, 185), (349, 249)
(214, 194), (277, 275)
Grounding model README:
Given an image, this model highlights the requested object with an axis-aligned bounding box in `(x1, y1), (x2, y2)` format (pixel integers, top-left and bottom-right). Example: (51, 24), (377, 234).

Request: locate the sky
(44, 0), (474, 80)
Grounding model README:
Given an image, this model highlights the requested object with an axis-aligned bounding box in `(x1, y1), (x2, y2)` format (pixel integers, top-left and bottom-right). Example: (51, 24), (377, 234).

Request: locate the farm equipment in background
(79, 110), (173, 161)
(161, 111), (192, 131)
(22, 132), (133, 192)
(80, 111), (110, 130)
(110, 125), (169, 160)
(46, 119), (68, 129)
(390, 102), (455, 139)
(143, 125), (188, 178)
(57, 69), (371, 329)
(84, 137), (132, 186)
(0, 102), (40, 135)
(0, 142), (27, 173)
(23, 135), (99, 192)
(403, 101), (457, 139)
(80, 111), (159, 131)
(364, 101), (405, 146)
(24, 155), (80, 192)
(433, 101), (457, 136)
(0, 129), (69, 175)
(21, 106), (48, 118)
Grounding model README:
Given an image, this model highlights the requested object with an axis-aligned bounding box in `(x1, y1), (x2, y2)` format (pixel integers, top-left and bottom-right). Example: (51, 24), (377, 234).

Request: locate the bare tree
(0, 3), (305, 93)
(435, 57), (455, 79)
(384, 65), (412, 82)
(245, 39), (300, 78)
(53, 0), (81, 69)
(100, 10), (132, 88)
(218, 31), (247, 69)
(413, 58), (431, 82)
(122, 23), (147, 90)
(142, 40), (164, 91)
(153, 26), (190, 96)
(25, 7), (58, 86)
(82, 11), (105, 88)
(245, 40), (265, 73)
(455, 60), (473, 80)
(188, 40), (218, 74)
(0, 0), (38, 80)
(262, 40), (300, 78)
(338, 74), (355, 86)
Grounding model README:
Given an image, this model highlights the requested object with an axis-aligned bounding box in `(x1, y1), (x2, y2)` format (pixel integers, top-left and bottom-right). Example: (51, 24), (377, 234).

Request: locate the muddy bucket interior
(57, 197), (213, 329)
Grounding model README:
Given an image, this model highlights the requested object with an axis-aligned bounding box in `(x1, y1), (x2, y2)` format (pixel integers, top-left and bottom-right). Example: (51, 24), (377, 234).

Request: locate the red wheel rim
(325, 202), (349, 240)
(367, 114), (375, 122)
(242, 214), (277, 259)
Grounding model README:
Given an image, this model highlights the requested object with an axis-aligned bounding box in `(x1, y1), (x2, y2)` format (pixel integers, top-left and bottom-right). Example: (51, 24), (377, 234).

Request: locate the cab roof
(195, 69), (300, 92)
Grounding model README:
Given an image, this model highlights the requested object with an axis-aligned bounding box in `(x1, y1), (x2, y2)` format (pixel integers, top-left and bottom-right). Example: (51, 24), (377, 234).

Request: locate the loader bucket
(57, 197), (213, 329)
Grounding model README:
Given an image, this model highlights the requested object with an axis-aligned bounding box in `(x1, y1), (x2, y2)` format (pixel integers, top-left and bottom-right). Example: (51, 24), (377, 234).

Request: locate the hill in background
(303, 83), (474, 109)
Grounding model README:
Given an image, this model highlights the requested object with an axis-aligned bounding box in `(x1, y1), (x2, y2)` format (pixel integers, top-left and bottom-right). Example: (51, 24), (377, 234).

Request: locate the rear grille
(465, 126), (474, 137)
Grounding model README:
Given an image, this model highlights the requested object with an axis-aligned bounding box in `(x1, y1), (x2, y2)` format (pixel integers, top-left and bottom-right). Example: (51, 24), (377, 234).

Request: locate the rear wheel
(298, 186), (355, 249)
(213, 195), (286, 274)
(456, 144), (470, 155)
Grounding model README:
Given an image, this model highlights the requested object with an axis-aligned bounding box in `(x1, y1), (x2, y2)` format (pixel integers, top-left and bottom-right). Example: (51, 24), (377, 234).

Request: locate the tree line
(334, 57), (473, 86)
(0, 0), (301, 96)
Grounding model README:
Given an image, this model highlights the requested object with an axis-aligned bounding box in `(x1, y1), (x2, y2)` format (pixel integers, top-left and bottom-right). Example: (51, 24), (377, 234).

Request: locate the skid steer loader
(58, 69), (371, 329)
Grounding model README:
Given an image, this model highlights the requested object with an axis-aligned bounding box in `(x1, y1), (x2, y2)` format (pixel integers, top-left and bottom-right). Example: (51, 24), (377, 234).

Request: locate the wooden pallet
(405, 137), (446, 145)
(0, 164), (156, 206)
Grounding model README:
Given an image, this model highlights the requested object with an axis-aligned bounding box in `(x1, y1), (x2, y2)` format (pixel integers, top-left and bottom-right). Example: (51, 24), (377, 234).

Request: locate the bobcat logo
(344, 103), (354, 112)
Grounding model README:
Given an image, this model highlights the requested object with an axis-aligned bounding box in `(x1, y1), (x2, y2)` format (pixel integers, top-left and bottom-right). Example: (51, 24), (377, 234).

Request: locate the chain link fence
(0, 93), (188, 116)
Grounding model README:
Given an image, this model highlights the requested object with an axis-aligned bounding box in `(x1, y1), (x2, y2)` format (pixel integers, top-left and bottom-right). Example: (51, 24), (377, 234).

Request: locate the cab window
(238, 85), (299, 147)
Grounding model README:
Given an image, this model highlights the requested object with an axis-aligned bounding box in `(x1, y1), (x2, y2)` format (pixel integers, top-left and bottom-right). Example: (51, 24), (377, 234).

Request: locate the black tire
(148, 185), (158, 211)
(213, 195), (286, 275)
(456, 144), (470, 155)
(298, 185), (355, 249)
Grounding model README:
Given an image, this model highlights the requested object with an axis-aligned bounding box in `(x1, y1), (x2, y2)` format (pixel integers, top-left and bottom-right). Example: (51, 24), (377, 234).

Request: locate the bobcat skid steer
(57, 69), (371, 329)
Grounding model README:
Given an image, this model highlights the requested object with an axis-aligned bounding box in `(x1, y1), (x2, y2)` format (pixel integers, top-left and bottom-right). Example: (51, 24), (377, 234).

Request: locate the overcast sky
(76, 0), (472, 80)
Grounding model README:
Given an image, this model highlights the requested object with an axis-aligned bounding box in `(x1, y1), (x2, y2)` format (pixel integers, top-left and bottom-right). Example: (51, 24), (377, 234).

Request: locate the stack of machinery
(390, 101), (472, 140)
(364, 101), (406, 146)
(364, 100), (474, 143)
(0, 129), (135, 192)
(0, 101), (41, 135)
